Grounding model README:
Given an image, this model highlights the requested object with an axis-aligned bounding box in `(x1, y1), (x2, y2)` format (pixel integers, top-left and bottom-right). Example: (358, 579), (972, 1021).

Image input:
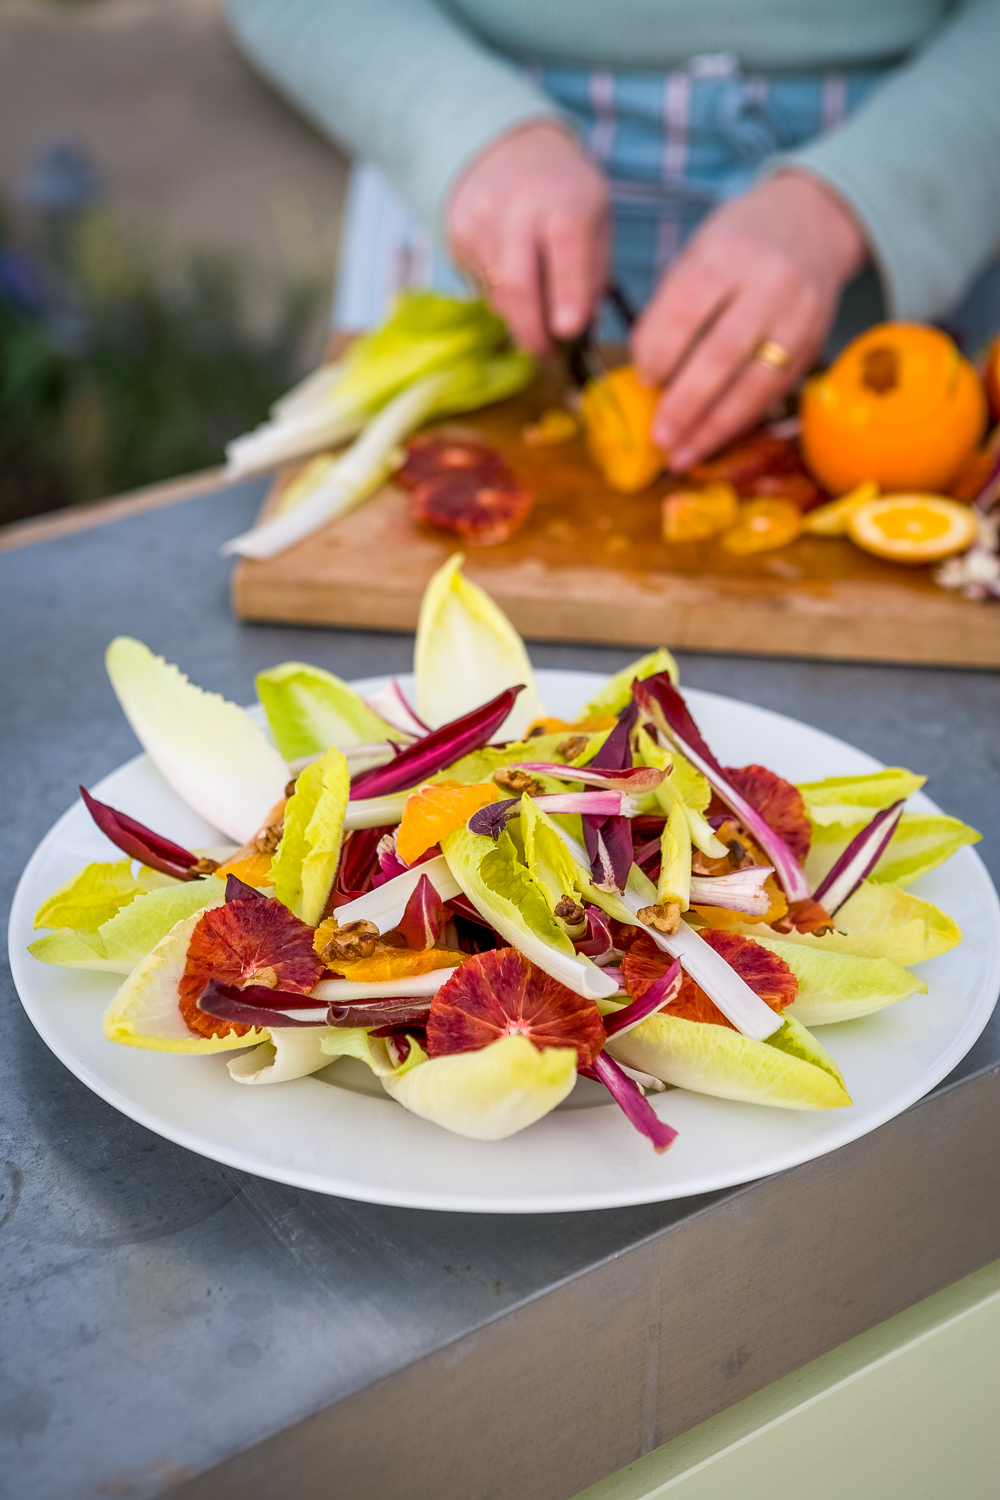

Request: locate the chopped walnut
(321, 919), (381, 965)
(284, 778), (298, 798)
(527, 724), (550, 739)
(556, 735), (588, 760)
(493, 766), (545, 796)
(254, 821), (284, 855)
(554, 895), (586, 925)
(191, 856), (219, 876)
(247, 966), (279, 990)
(638, 902), (681, 935)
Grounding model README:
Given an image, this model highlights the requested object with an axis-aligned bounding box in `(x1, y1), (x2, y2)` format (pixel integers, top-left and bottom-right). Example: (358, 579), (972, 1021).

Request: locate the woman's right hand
(447, 121), (609, 352)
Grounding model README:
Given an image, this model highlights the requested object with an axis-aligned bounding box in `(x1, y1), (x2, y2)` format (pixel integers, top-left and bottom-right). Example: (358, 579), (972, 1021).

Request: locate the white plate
(8, 671), (999, 1213)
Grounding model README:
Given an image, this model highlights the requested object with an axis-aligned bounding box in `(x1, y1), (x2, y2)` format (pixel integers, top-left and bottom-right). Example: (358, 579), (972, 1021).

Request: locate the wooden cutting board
(231, 362), (1000, 668)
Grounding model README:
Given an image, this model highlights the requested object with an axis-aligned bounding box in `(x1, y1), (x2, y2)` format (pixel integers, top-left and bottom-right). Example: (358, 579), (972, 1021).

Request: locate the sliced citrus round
(622, 931), (797, 1031)
(396, 781), (500, 865)
(179, 897), (323, 1039)
(427, 947), (606, 1067)
(847, 494), (977, 563)
(720, 498), (802, 555)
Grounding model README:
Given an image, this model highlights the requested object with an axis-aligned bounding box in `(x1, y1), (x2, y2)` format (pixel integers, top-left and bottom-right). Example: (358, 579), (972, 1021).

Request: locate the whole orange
(800, 323), (986, 494)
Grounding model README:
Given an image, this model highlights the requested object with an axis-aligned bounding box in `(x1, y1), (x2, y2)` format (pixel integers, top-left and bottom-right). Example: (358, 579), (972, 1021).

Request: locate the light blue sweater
(226, 0), (1000, 318)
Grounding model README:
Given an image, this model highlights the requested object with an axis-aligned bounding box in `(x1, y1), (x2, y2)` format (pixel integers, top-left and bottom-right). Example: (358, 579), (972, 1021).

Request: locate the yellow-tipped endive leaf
(103, 910), (267, 1053)
(722, 880), (961, 964)
(805, 811), (982, 891)
(797, 768), (926, 827)
(105, 638), (289, 844)
(606, 1012), (851, 1110)
(271, 747), (349, 925)
(381, 1034), (578, 1140)
(255, 661), (401, 761)
(227, 1028), (337, 1085)
(318, 1026), (422, 1076)
(579, 647), (679, 719)
(414, 554), (544, 740)
(33, 860), (139, 931)
(29, 879), (223, 974)
(748, 934), (926, 1025)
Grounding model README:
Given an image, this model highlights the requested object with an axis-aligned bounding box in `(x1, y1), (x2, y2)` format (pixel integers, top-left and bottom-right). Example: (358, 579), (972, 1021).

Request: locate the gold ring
(754, 339), (791, 371)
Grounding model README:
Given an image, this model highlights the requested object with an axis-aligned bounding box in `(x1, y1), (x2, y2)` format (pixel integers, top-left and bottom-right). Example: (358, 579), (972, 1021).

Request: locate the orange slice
(847, 494), (978, 564)
(396, 781), (500, 865)
(803, 479), (879, 537)
(720, 498), (802, 555)
(523, 714), (618, 737)
(214, 849), (275, 888)
(662, 483), (739, 542)
(333, 947), (460, 982)
(522, 408), (579, 447)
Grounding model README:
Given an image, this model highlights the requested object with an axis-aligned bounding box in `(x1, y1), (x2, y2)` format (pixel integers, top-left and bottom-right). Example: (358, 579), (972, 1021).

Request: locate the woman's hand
(631, 171), (867, 470)
(447, 121), (609, 352)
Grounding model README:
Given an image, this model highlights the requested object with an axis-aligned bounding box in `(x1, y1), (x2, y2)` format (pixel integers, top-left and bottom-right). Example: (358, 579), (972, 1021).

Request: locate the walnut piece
(321, 919), (381, 965)
(191, 856), (219, 876)
(247, 966), (279, 990)
(493, 766), (545, 796)
(554, 895), (586, 925)
(555, 735), (588, 760)
(638, 902), (681, 935)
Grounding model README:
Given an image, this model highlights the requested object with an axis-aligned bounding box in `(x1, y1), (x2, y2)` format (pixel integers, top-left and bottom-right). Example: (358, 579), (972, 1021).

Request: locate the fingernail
(552, 305), (580, 336)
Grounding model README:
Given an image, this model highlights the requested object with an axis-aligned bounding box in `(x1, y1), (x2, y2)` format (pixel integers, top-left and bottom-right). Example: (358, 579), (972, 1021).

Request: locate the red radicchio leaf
(427, 946), (606, 1068)
(580, 1053), (677, 1152)
(179, 898), (324, 1040)
(225, 874), (264, 903)
(337, 825), (397, 899)
(328, 999), (432, 1028)
(724, 764), (811, 864)
(389, 872), (448, 950)
(350, 686), (523, 799)
(622, 931), (797, 1032)
(197, 978), (328, 1030)
(80, 786), (199, 880)
(581, 702), (639, 890)
(810, 800), (906, 916)
(573, 904), (618, 961)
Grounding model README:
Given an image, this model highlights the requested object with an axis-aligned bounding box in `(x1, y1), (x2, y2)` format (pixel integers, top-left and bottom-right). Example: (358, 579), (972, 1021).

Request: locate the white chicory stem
(344, 792), (411, 830)
(221, 372), (449, 560)
(313, 971), (459, 1003)
(689, 866), (774, 915)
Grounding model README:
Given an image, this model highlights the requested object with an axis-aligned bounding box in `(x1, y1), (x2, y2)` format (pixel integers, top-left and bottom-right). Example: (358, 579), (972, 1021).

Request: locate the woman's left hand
(630, 170), (867, 470)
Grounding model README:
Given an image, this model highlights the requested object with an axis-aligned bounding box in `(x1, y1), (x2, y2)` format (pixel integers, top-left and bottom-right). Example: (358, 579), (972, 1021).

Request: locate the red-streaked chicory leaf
(689, 866), (775, 916)
(574, 904), (619, 961)
(603, 959), (682, 1038)
(632, 677), (811, 901)
(362, 680), (428, 738)
(392, 872), (448, 950)
(509, 762), (666, 793)
(328, 998), (432, 1028)
(468, 789), (637, 840)
(580, 1053), (678, 1152)
(812, 800), (906, 915)
(225, 874), (265, 903)
(350, 686), (524, 798)
(80, 786), (200, 880)
(581, 702), (639, 890)
(197, 978), (329, 1029)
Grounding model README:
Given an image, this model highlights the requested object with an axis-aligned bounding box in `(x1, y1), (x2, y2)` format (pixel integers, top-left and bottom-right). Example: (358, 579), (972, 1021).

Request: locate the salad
(28, 557), (980, 1153)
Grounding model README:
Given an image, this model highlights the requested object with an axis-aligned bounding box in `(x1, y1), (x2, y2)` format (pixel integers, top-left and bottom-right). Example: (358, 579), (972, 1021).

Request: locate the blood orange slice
(622, 931), (797, 1031)
(179, 897), (323, 1039)
(725, 763), (811, 864)
(411, 475), (534, 546)
(397, 435), (513, 489)
(427, 947), (605, 1067)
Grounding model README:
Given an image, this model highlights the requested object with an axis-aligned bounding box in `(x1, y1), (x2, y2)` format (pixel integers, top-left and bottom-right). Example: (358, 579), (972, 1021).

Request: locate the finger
(631, 250), (735, 385)
(668, 314), (819, 470)
(489, 219), (550, 351)
(540, 208), (606, 339)
(650, 290), (782, 452)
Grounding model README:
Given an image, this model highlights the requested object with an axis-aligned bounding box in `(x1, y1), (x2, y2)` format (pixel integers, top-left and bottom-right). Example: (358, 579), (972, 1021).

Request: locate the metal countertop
(1, 480), (998, 1500)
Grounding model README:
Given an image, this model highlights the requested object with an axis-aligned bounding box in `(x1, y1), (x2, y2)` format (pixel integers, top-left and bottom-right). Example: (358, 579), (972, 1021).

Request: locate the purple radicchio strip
(80, 785), (200, 881)
(363, 680), (429, 738)
(812, 800), (906, 915)
(467, 790), (635, 840)
(350, 686), (523, 799)
(582, 702), (639, 893)
(328, 998), (432, 1028)
(374, 831), (408, 885)
(580, 1053), (678, 1152)
(632, 676), (811, 902)
(392, 872), (448, 950)
(509, 762), (666, 793)
(573, 904), (618, 961)
(688, 866), (775, 916)
(225, 874), (265, 903)
(603, 958), (683, 1039)
(197, 978), (330, 1029)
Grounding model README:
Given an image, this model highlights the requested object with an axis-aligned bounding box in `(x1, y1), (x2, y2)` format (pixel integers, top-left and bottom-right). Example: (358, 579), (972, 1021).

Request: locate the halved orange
(396, 781), (500, 865)
(720, 498), (802, 555)
(847, 494), (978, 564)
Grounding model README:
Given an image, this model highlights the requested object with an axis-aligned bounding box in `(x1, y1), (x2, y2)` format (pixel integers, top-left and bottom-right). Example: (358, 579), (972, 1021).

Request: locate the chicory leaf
(578, 648), (679, 720)
(256, 661), (402, 761)
(33, 859), (139, 932)
(271, 747), (350, 925)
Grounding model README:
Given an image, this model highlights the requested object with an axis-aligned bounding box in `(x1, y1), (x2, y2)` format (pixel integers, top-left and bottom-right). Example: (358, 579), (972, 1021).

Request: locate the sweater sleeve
(224, 0), (563, 237)
(778, 0), (1000, 319)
